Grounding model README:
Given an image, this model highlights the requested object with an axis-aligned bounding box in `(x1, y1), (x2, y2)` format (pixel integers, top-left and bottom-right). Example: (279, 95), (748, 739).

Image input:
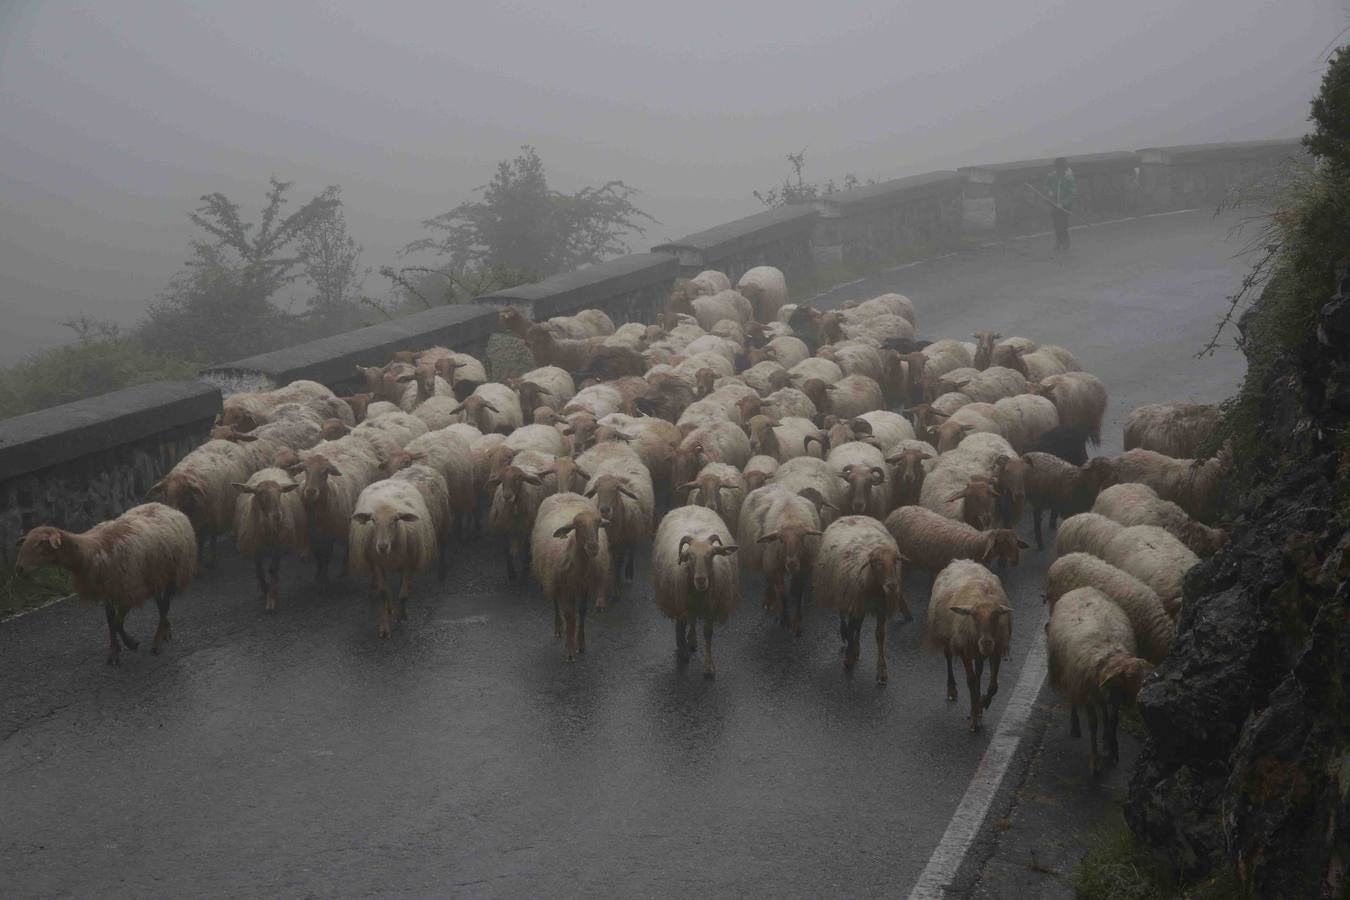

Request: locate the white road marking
(907, 628), (1049, 900)
(0, 592), (76, 623)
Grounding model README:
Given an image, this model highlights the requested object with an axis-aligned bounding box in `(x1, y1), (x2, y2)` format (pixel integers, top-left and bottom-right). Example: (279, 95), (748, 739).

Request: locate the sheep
(761, 386), (818, 421)
(746, 414), (821, 463)
(885, 506), (1027, 575)
(147, 440), (252, 570)
(678, 385), (757, 430)
(740, 361), (790, 397)
(350, 410), (429, 459)
(531, 493), (611, 660)
(576, 442), (655, 594)
(684, 334), (740, 368)
(486, 449), (556, 581)
(736, 265), (789, 321)
(218, 379), (348, 432)
(849, 411), (915, 455)
(672, 288), (753, 330)
(594, 413), (681, 503)
(1027, 423), (1090, 466)
(991, 394), (1059, 455)
(672, 420), (752, 487)
(921, 339), (974, 380)
(744, 488), (823, 634)
(1032, 371), (1107, 447)
(15, 503), (196, 664)
(710, 318), (746, 347)
(290, 437), (383, 582)
(348, 478), (438, 639)
(513, 365), (577, 413)
(1123, 403), (1222, 458)
(652, 505), (740, 678)
(678, 461), (748, 534)
(543, 308), (615, 339)
(811, 374), (885, 422)
(356, 363), (415, 404)
(1023, 453), (1119, 550)
(365, 400), (402, 419)
(1047, 587), (1153, 773)
(1054, 512), (1125, 558)
(949, 366), (1027, 404)
(885, 439), (936, 509)
(752, 335), (811, 371)
(208, 403), (324, 473)
(1010, 347), (1070, 381)
(416, 348), (488, 400)
(812, 516), (909, 684)
(410, 396), (462, 431)
(1046, 554), (1173, 663)
(690, 269), (732, 295)
(526, 324), (604, 371)
(788, 357), (844, 388)
(1098, 525), (1200, 617)
(232, 467), (307, 612)
(843, 313), (914, 344)
(769, 455), (846, 522)
(565, 383), (627, 421)
(742, 454), (780, 490)
(1092, 482), (1227, 557)
(849, 292), (916, 327)
(920, 434), (1016, 529)
(453, 383), (525, 435)
(827, 440), (889, 519)
(878, 349), (910, 408)
(396, 368), (454, 412)
(816, 341), (885, 383)
(1113, 448), (1229, 524)
(925, 560), (1013, 731)
(383, 428), (477, 538)
(932, 402), (1004, 453)
(971, 330), (1003, 370)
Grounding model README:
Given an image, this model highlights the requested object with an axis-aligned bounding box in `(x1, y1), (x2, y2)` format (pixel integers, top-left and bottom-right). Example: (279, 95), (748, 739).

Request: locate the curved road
(0, 210), (1247, 898)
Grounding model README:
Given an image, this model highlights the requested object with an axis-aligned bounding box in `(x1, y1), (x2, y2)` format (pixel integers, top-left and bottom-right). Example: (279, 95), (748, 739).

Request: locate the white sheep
(486, 449), (556, 582)
(754, 334), (811, 371)
(848, 292), (916, 327)
(788, 357), (844, 387)
(1113, 447), (1228, 525)
(849, 411), (915, 455)
(1099, 525), (1200, 617)
(762, 386), (818, 421)
(232, 467), (307, 612)
(547, 308), (616, 339)
(652, 505), (740, 678)
(1092, 482), (1227, 557)
(577, 441), (655, 596)
(1047, 587), (1153, 773)
(532, 493), (611, 660)
(690, 269), (732, 296)
(768, 456), (846, 526)
(410, 396), (462, 431)
(827, 440), (890, 519)
(746, 414), (822, 463)
(950, 366), (1027, 404)
(737, 265), (789, 322)
(925, 559), (1013, 731)
(15, 503), (196, 664)
(1123, 403), (1221, 458)
(1054, 512), (1125, 558)
(513, 365), (577, 413)
(672, 419), (752, 487)
(812, 515), (909, 684)
(885, 439), (936, 509)
(1046, 553), (1173, 663)
(739, 486), (824, 634)
(679, 461), (748, 534)
(148, 439), (252, 570)
(991, 394), (1060, 454)
(1034, 371), (1107, 447)
(291, 436), (383, 582)
(884, 506), (1027, 575)
(348, 478), (438, 639)
(454, 382), (524, 435)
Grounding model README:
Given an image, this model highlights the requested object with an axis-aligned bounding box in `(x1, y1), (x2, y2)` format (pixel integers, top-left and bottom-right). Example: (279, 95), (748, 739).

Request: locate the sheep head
(672, 439), (711, 487)
(585, 473), (638, 524)
(678, 471), (735, 518)
(946, 477), (999, 531)
(339, 393), (371, 423)
(320, 418), (352, 440)
(981, 529), (1029, 569)
(218, 407), (264, 433)
(1098, 653), (1154, 702)
(566, 413), (599, 451)
(885, 447), (933, 494)
(859, 545), (908, 620)
(934, 420), (975, 453)
(452, 395), (501, 433)
(515, 379), (552, 412)
(533, 405), (564, 426)
(553, 508), (608, 559)
(799, 377), (831, 412)
(546, 458), (590, 495)
(994, 456), (1028, 507)
(947, 599), (1011, 657)
(692, 367), (717, 399)
(14, 526), (68, 574)
(488, 465), (543, 515)
(838, 463), (886, 514)
(380, 448), (429, 478)
(292, 453), (343, 508)
(745, 415), (780, 456)
(971, 330), (1002, 369)
(1083, 457), (1120, 492)
(818, 311), (846, 343)
(498, 308), (531, 336)
(756, 520), (823, 576)
(351, 501), (418, 558)
(677, 533), (738, 593)
(232, 477), (299, 535)
(147, 471), (209, 522)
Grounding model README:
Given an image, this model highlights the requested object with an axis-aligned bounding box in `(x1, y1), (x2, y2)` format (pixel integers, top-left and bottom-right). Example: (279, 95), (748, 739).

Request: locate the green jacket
(1046, 169), (1077, 210)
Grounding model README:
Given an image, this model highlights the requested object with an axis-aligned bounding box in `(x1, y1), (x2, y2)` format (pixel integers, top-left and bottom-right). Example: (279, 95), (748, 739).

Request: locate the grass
(0, 564), (73, 620)
(1076, 818), (1247, 900)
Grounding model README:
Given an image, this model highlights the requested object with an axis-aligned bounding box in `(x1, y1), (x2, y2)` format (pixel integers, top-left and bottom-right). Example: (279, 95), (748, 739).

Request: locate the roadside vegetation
(1075, 819), (1245, 900)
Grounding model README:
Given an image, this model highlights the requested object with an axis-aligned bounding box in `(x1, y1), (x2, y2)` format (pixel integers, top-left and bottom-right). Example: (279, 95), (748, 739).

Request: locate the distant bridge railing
(0, 139), (1306, 553)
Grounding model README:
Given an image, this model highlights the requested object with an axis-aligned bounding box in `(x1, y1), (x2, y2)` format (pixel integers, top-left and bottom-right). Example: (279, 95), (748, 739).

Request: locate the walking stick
(1024, 182), (1071, 216)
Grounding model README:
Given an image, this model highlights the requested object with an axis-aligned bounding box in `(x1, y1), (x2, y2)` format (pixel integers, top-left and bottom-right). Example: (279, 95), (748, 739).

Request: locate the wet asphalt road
(0, 211), (1249, 898)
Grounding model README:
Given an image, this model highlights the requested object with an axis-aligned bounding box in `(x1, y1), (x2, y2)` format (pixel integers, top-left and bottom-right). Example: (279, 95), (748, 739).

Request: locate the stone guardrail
(0, 139), (1306, 556)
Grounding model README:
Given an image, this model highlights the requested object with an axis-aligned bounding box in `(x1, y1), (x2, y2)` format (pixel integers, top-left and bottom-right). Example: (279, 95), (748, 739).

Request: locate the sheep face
(407, 362), (439, 402)
(901, 353), (928, 403)
(681, 473), (734, 518)
(949, 602), (1011, 657)
(148, 471), (208, 524)
(971, 331), (1001, 370)
(934, 421), (974, 454)
(218, 407), (263, 433)
(340, 394), (371, 423)
(453, 396), (500, 434)
(863, 545), (907, 617)
(490, 466), (543, 517)
(746, 416), (779, 456)
(1100, 654), (1154, 702)
(585, 474), (637, 524)
(638, 378), (693, 422)
(233, 478), (298, 537)
(694, 368), (717, 398)
(553, 509), (606, 560)
(677, 534), (738, 593)
(320, 419), (351, 440)
(547, 458), (590, 495)
(824, 418), (853, 450)
(757, 523), (822, 576)
(886, 448), (932, 495)
(352, 502), (419, 559)
(380, 448), (427, 478)
(995, 457), (1027, 506)
(798, 378), (830, 413)
(948, 478), (999, 531)
(818, 311), (846, 343)
(532, 405), (562, 425)
(294, 455), (343, 508)
(516, 380), (550, 412)
(839, 464), (886, 515)
(15, 526), (65, 574)
(735, 393), (762, 423)
(744, 470), (769, 491)
(982, 529), (1029, 568)
(672, 443), (707, 488)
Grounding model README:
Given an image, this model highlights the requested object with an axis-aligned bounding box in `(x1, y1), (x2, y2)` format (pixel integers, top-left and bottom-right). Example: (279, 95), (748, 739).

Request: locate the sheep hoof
(702, 669), (716, 680)
(876, 674), (888, 687)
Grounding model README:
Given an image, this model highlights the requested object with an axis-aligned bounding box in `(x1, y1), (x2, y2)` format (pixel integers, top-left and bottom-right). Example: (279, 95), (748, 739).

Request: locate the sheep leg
(1032, 506), (1045, 551)
(764, 578), (780, 619)
(686, 620), (698, 654)
(983, 654), (1002, 709)
(1085, 703), (1101, 774)
(609, 552), (623, 599)
(1069, 705), (1081, 738)
(790, 573), (805, 637)
(115, 606), (139, 652)
(576, 596), (588, 655)
(195, 533), (209, 574)
(554, 597), (564, 639)
(945, 651), (958, 702)
(372, 570), (392, 639)
(398, 567), (411, 622)
(437, 529), (450, 582)
(874, 607), (888, 686)
(503, 540), (517, 582)
(253, 555), (268, 600)
(1048, 508), (1060, 531)
(151, 587), (176, 653)
(964, 655), (982, 732)
(675, 618), (689, 660)
(838, 611), (849, 648)
(266, 549), (281, 613)
(843, 614), (863, 671)
(702, 618), (716, 680)
(562, 601), (577, 661)
(1105, 697), (1122, 764)
(102, 600), (121, 665)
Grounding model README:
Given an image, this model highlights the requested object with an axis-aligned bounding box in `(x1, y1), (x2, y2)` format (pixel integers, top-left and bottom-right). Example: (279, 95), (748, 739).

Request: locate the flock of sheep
(12, 263), (1229, 773)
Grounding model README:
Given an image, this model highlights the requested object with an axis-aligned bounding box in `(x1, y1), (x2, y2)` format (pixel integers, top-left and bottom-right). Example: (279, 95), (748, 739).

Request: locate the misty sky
(0, 0), (1343, 364)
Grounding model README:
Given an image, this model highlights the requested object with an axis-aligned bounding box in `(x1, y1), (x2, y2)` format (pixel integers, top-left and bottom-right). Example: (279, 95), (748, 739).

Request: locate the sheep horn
(869, 466), (886, 484)
(945, 489), (967, 502)
(756, 531), (782, 544)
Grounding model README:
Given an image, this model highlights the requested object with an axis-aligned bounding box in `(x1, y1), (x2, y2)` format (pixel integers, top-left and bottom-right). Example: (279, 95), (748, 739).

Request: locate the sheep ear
(449, 404), (464, 415)
(522, 473), (544, 486)
(944, 489), (967, 502)
(553, 524), (576, 538)
(757, 531), (782, 544)
(712, 544), (739, 557)
(396, 374), (415, 383)
(397, 512), (419, 522)
(279, 483), (299, 493)
(996, 606), (1012, 617)
(584, 488), (597, 498)
(351, 512), (372, 524)
(46, 532), (62, 549)
(326, 466), (343, 477)
(485, 476), (501, 489)
(949, 605), (973, 617)
(232, 482), (255, 494)
(618, 485), (639, 500)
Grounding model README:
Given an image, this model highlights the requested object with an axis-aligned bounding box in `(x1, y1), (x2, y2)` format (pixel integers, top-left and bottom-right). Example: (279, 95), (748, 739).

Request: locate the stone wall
(960, 151), (1143, 235)
(652, 206), (819, 283)
(0, 381), (221, 556)
(1139, 140), (1304, 211)
(809, 171), (965, 264)
(474, 252), (680, 327)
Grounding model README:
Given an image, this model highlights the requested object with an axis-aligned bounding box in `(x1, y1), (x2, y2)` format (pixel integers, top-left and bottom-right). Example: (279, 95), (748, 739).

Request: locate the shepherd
(1044, 157), (1076, 251)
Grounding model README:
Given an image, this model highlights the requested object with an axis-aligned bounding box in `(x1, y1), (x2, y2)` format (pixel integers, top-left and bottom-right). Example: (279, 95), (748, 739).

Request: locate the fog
(0, 0), (1342, 364)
